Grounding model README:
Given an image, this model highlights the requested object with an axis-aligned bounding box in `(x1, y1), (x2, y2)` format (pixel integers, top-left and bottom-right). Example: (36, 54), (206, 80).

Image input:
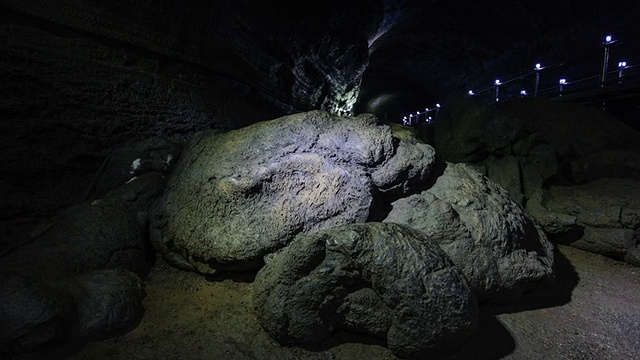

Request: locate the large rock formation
(528, 178), (640, 265)
(384, 162), (555, 303)
(0, 173), (163, 354)
(150, 111), (436, 274)
(429, 97), (640, 265)
(253, 222), (478, 359)
(0, 137), (178, 355)
(1, 111), (560, 357)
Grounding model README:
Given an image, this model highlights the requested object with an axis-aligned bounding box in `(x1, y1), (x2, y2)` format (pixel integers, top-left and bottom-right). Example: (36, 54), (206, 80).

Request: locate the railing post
(558, 78), (566, 96)
(600, 35), (613, 87)
(534, 63), (542, 97)
(494, 79), (501, 102)
(618, 61), (627, 81)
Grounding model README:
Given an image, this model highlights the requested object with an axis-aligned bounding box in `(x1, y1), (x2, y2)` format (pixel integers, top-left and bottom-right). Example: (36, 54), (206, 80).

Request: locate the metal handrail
(401, 35), (638, 125)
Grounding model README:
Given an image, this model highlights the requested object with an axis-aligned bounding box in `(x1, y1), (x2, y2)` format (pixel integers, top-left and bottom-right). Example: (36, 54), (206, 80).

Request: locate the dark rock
(150, 111), (436, 274)
(0, 272), (76, 354)
(485, 155), (524, 206)
(253, 222), (478, 359)
(525, 189), (577, 234)
(431, 98), (640, 205)
(527, 143), (558, 180)
(85, 137), (183, 200)
(371, 123), (436, 195)
(570, 227), (635, 259)
(624, 244), (640, 267)
(384, 162), (555, 303)
(535, 178), (640, 263)
(0, 173), (164, 354)
(570, 148), (640, 184)
(546, 178), (640, 229)
(521, 163), (544, 200)
(61, 268), (144, 340)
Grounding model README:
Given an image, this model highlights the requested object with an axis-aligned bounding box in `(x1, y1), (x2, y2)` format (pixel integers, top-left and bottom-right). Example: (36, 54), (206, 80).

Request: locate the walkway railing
(402, 103), (441, 125)
(402, 34), (639, 125)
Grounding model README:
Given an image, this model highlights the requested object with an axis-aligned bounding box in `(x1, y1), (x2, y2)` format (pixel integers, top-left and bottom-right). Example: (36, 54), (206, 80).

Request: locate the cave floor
(17, 244), (640, 360)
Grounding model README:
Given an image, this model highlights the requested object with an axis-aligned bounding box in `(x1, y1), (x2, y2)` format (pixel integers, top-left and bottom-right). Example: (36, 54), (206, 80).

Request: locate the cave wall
(0, 0), (383, 244)
(0, 5), (272, 234)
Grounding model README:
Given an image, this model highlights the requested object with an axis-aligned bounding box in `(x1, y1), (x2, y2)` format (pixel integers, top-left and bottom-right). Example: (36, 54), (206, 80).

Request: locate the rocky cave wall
(0, 0), (384, 242)
(1, 0), (639, 246)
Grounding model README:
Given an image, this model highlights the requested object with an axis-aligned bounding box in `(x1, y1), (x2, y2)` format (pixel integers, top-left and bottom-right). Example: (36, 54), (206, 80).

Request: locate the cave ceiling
(1, 0), (639, 123)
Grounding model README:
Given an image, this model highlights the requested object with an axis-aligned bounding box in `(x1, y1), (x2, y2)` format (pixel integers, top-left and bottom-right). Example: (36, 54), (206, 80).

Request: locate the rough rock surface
(429, 98), (640, 206)
(384, 162), (555, 303)
(150, 111), (436, 274)
(532, 178), (640, 265)
(428, 97), (640, 264)
(0, 173), (164, 355)
(85, 137), (184, 200)
(570, 148), (640, 184)
(253, 222), (478, 359)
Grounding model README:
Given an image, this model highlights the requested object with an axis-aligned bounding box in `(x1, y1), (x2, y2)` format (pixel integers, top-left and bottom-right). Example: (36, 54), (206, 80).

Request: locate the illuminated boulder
(150, 110), (436, 274)
(253, 222), (478, 359)
(384, 162), (555, 303)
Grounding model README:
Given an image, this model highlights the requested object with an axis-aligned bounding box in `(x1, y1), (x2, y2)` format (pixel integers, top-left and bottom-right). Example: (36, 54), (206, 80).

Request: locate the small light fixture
(618, 61), (628, 79)
(520, 90), (527, 97)
(534, 63), (542, 71)
(495, 79), (501, 86)
(468, 90), (475, 96)
(605, 35), (613, 44)
(558, 78), (567, 96)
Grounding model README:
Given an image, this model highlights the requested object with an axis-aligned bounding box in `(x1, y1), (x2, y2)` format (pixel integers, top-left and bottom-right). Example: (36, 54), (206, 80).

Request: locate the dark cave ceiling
(358, 0), (640, 120)
(1, 0), (639, 123)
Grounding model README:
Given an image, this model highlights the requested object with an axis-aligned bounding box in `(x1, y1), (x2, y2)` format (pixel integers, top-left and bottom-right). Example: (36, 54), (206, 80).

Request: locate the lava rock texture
(384, 162), (554, 303)
(150, 111), (436, 274)
(0, 172), (164, 354)
(253, 222), (478, 359)
(428, 97), (640, 266)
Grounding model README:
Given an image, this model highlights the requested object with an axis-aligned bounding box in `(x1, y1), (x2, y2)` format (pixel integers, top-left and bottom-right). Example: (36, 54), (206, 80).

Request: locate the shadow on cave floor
(490, 244), (579, 314)
(11, 243), (640, 360)
(305, 244), (580, 360)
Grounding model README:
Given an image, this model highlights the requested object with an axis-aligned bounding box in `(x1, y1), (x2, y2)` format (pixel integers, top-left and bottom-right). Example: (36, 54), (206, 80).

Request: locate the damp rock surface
(150, 110), (436, 274)
(253, 222), (478, 359)
(384, 162), (555, 303)
(0, 173), (164, 355)
(534, 178), (640, 265)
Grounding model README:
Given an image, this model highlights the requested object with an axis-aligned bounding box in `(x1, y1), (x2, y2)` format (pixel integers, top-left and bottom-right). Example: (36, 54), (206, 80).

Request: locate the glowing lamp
(605, 35), (613, 43)
(619, 61), (627, 68)
(494, 79), (501, 86)
(468, 90), (475, 96)
(559, 79), (567, 85)
(535, 63), (542, 71)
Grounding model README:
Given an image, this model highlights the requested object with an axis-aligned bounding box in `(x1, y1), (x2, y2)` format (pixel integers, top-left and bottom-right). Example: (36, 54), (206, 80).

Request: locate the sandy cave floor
(14, 244), (640, 360)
